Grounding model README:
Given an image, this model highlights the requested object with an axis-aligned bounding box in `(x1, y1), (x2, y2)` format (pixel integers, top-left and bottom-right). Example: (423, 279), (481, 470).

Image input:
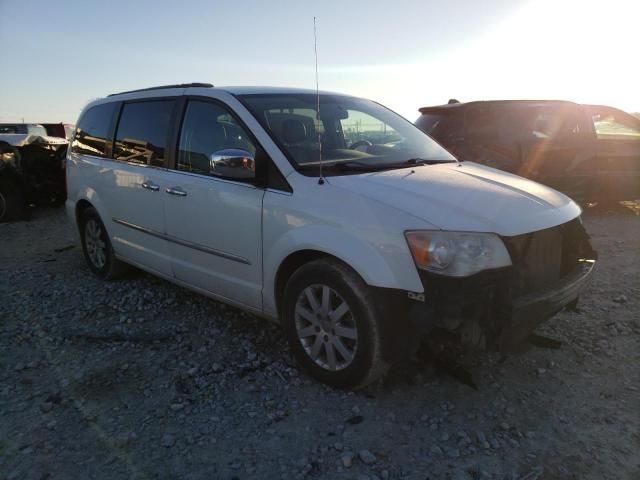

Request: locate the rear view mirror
(319, 104), (349, 120)
(210, 149), (255, 180)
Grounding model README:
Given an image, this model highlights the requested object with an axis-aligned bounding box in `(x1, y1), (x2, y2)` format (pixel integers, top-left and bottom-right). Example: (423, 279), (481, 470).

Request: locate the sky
(1, 0), (639, 124)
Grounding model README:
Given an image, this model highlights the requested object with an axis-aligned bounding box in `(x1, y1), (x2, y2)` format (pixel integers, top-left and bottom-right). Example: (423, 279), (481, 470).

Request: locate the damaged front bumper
(407, 218), (597, 352)
(408, 259), (595, 352)
(499, 259), (595, 350)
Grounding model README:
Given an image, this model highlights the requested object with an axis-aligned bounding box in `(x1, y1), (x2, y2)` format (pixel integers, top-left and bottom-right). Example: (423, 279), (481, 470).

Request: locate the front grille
(503, 218), (595, 296)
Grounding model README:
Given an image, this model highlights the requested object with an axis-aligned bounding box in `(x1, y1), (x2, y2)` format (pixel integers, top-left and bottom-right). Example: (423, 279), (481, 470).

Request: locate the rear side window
(415, 113), (445, 134)
(465, 105), (582, 142)
(431, 114), (464, 145)
(465, 107), (504, 141)
(72, 103), (117, 157)
(114, 100), (175, 166)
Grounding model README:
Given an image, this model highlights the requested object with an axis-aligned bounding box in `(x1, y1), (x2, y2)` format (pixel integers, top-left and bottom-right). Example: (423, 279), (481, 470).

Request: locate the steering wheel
(350, 140), (373, 151)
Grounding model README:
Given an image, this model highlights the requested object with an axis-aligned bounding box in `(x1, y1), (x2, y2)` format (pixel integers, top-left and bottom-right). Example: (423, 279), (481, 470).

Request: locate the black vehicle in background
(415, 100), (640, 203)
(0, 124), (68, 221)
(42, 123), (75, 140)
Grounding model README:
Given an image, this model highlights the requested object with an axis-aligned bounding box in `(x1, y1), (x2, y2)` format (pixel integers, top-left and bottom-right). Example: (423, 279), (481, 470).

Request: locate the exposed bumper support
(499, 259), (595, 350)
(408, 259), (596, 352)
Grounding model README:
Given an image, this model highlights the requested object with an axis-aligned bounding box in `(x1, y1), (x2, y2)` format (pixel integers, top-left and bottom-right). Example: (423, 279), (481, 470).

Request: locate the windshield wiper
(404, 158), (457, 165)
(299, 158), (455, 173)
(332, 161), (392, 171)
(333, 158), (454, 171)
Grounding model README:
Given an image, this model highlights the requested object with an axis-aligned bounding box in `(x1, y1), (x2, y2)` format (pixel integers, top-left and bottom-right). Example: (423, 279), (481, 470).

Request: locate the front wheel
(80, 207), (129, 280)
(282, 258), (390, 389)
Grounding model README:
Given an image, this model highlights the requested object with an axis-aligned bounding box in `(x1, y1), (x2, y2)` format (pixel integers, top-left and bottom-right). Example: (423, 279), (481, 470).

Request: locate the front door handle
(141, 181), (160, 192)
(166, 186), (187, 197)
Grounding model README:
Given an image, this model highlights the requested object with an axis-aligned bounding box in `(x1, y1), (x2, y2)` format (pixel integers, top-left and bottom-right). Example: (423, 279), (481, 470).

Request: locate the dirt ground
(1, 205), (638, 480)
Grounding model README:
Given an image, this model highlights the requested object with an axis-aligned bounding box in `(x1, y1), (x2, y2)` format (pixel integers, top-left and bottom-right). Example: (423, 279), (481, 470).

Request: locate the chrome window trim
(163, 168), (260, 190)
(265, 188), (293, 196)
(75, 152), (169, 172)
(112, 218), (251, 265)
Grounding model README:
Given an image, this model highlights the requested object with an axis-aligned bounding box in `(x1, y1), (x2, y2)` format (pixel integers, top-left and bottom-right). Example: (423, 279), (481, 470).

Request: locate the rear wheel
(282, 258), (390, 389)
(80, 207), (128, 280)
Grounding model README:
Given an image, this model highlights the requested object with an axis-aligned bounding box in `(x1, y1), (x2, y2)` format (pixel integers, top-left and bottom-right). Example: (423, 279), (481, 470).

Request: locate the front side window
(528, 107), (581, 139)
(239, 94), (455, 174)
(71, 103), (117, 157)
(177, 100), (256, 177)
(114, 100), (175, 166)
(589, 107), (640, 139)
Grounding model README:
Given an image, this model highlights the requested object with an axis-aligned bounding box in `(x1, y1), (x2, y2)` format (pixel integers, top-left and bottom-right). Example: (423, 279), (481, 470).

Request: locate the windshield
(238, 93), (456, 173)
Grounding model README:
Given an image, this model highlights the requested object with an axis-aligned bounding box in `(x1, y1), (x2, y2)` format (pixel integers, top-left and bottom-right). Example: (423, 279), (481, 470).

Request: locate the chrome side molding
(112, 218), (250, 265)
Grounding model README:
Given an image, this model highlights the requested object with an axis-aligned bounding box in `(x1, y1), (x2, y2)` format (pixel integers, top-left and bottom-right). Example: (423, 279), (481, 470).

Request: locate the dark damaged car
(415, 100), (640, 203)
(0, 124), (68, 221)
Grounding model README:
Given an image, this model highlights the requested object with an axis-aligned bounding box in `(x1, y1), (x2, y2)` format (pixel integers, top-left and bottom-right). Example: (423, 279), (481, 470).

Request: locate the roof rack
(108, 83), (214, 97)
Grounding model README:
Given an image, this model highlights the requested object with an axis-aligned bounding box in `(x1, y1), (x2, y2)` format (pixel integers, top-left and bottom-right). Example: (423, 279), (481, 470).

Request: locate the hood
(327, 161), (581, 237)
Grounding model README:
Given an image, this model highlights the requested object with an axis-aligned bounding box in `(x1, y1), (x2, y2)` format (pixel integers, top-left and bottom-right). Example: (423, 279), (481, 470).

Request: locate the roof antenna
(314, 17), (324, 185)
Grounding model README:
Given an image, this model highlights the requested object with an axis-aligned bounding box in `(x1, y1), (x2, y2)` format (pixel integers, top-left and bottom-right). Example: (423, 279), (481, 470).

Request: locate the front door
(589, 106), (640, 200)
(163, 99), (264, 310)
(517, 104), (596, 201)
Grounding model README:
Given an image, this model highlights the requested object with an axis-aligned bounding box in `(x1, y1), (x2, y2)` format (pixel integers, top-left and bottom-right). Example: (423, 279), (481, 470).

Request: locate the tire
(0, 176), (26, 222)
(282, 258), (390, 389)
(79, 207), (128, 280)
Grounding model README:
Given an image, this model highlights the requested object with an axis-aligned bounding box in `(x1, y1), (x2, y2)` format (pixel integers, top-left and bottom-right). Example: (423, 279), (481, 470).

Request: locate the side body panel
(103, 160), (173, 276)
(163, 170), (265, 309)
(589, 106), (640, 199)
(261, 176), (433, 318)
(66, 153), (173, 276)
(594, 137), (640, 198)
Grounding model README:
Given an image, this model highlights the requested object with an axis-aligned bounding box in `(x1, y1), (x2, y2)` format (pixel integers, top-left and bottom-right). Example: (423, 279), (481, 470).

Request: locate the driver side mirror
(210, 149), (255, 180)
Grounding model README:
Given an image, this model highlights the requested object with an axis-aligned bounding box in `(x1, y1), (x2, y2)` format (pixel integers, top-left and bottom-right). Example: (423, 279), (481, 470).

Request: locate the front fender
(263, 224), (423, 317)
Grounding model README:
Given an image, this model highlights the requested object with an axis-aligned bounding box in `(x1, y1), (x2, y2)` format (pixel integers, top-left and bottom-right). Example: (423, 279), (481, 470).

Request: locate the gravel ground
(1, 206), (639, 480)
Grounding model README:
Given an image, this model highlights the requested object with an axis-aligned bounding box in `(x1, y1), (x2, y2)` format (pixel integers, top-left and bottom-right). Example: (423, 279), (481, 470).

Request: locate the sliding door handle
(141, 181), (160, 191)
(166, 186), (187, 197)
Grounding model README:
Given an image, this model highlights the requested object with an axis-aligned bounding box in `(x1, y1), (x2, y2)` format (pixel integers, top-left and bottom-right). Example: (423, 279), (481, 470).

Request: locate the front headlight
(405, 230), (512, 277)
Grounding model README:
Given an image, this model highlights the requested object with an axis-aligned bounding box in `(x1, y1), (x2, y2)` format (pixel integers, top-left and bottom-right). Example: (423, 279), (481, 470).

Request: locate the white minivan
(66, 83), (596, 389)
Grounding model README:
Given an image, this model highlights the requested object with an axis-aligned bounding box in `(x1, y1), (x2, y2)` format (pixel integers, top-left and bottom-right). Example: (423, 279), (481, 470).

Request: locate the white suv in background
(66, 83), (596, 389)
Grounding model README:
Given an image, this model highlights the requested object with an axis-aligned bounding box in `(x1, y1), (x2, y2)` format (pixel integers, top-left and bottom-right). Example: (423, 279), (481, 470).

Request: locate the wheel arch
(71, 187), (109, 231)
(274, 250), (344, 320)
(265, 225), (424, 319)
(75, 198), (94, 228)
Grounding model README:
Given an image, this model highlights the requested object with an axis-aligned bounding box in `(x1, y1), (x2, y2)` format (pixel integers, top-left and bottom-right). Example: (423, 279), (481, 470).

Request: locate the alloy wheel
(85, 219), (107, 269)
(294, 284), (358, 371)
